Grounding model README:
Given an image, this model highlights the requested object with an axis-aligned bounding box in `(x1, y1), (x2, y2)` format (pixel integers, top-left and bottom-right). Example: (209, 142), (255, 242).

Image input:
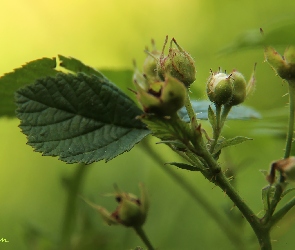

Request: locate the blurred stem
(140, 139), (244, 248)
(284, 82), (295, 159)
(133, 226), (155, 250)
(61, 163), (89, 250)
(270, 196), (295, 228)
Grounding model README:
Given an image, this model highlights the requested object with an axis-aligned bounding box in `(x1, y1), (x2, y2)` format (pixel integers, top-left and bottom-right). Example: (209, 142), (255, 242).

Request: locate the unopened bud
(158, 36), (196, 87)
(227, 71), (247, 106)
(207, 72), (233, 105)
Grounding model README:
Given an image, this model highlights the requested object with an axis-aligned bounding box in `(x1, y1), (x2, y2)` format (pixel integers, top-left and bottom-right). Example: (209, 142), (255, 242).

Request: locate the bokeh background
(1, 0), (295, 249)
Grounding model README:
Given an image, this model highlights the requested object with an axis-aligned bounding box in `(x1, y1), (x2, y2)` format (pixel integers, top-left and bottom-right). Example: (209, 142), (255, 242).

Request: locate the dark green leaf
(58, 55), (105, 78)
(178, 100), (261, 122)
(15, 73), (150, 164)
(0, 57), (57, 117)
(165, 162), (200, 171)
(214, 136), (252, 153)
(220, 19), (295, 54)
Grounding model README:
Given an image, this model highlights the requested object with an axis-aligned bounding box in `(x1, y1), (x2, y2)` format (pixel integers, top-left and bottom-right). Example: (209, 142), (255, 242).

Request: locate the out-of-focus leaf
(220, 19), (295, 54)
(178, 100), (261, 122)
(16, 73), (149, 164)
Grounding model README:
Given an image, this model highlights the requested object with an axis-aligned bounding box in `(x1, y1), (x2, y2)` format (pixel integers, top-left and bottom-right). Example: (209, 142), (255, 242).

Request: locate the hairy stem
(140, 139), (244, 248)
(134, 226), (155, 250)
(284, 82), (295, 159)
(184, 91), (198, 131)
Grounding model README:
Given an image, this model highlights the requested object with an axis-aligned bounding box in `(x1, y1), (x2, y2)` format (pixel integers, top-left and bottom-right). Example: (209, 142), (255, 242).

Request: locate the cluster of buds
(264, 46), (295, 81)
(206, 67), (256, 107)
(84, 183), (149, 228)
(133, 36), (196, 116)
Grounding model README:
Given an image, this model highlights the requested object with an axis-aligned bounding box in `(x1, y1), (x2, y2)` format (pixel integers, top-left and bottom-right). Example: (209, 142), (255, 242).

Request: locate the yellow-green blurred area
(1, 0), (295, 249)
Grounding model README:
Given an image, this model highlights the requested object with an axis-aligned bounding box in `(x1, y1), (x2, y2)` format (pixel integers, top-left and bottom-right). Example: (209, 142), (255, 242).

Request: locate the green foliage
(15, 73), (150, 164)
(220, 18), (295, 54)
(213, 136), (253, 154)
(0, 57), (57, 117)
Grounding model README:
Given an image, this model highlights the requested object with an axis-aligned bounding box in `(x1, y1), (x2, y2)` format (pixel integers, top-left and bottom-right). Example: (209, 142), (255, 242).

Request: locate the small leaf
(208, 105), (216, 129)
(165, 162), (200, 171)
(16, 73), (150, 164)
(282, 187), (295, 198)
(141, 115), (192, 142)
(214, 136), (252, 153)
(178, 100), (261, 122)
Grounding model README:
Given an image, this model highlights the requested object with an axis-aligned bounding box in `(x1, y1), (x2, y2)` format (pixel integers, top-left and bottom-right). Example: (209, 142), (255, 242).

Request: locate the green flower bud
(265, 46), (295, 81)
(158, 36), (196, 87)
(134, 74), (186, 116)
(207, 72), (233, 105)
(228, 71), (247, 106)
(83, 183), (149, 228)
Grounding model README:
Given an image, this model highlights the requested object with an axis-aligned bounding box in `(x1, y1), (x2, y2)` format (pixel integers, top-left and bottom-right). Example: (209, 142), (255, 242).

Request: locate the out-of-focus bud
(267, 157), (295, 184)
(207, 71), (233, 106)
(83, 183), (149, 228)
(158, 36), (196, 87)
(265, 46), (295, 81)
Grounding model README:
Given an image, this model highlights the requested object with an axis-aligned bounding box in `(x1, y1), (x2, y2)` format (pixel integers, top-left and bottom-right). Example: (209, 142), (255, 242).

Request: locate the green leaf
(214, 136), (252, 153)
(57, 55), (105, 77)
(219, 18), (295, 54)
(141, 115), (192, 142)
(165, 162), (200, 171)
(282, 187), (295, 198)
(178, 100), (261, 122)
(0, 55), (106, 118)
(0, 57), (57, 117)
(15, 73), (150, 164)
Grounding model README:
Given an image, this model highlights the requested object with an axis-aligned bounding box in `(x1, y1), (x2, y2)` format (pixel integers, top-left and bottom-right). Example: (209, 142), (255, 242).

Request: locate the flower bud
(227, 71), (247, 106)
(264, 46), (295, 81)
(83, 183), (149, 228)
(158, 36), (196, 87)
(207, 72), (233, 105)
(134, 74), (186, 116)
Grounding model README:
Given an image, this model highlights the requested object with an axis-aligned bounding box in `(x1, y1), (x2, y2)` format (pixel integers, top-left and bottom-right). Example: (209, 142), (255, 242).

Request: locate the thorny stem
(134, 226), (155, 250)
(184, 91), (198, 131)
(284, 82), (295, 159)
(140, 139), (245, 248)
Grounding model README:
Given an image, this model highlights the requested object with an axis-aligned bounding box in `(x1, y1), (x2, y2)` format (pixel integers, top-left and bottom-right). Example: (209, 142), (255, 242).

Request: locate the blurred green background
(1, 0), (295, 249)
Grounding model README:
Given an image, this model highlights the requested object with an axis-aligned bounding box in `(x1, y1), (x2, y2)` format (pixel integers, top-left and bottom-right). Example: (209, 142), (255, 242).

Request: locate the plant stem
(184, 91), (198, 131)
(270, 196), (295, 228)
(284, 82), (295, 159)
(139, 139), (244, 248)
(134, 226), (155, 250)
(61, 163), (89, 249)
(210, 104), (221, 153)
